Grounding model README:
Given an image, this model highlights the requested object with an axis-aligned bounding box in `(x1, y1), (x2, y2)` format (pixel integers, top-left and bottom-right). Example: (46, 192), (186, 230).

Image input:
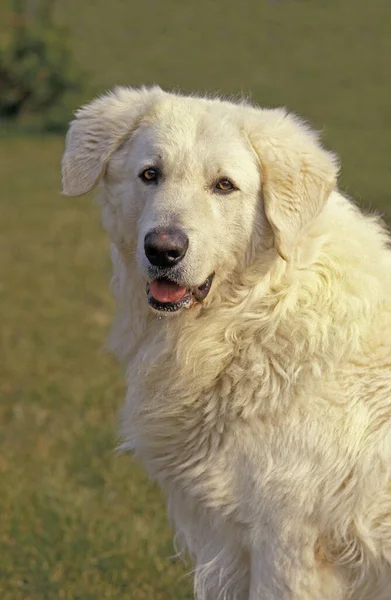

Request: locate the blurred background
(0, 1), (390, 598)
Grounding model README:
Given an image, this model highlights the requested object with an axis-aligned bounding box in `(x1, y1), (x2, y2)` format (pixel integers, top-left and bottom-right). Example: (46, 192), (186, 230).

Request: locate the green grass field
(1, 1), (390, 598)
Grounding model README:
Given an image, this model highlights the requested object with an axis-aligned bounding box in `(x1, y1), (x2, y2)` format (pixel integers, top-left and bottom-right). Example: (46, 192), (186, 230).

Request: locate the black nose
(144, 228), (189, 268)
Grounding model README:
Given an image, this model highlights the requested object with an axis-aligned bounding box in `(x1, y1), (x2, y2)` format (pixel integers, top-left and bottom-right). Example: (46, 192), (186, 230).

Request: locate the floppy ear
(62, 86), (163, 197)
(248, 109), (339, 261)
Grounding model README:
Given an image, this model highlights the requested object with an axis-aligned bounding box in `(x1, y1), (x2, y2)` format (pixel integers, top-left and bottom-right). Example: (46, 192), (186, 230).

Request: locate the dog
(62, 86), (391, 599)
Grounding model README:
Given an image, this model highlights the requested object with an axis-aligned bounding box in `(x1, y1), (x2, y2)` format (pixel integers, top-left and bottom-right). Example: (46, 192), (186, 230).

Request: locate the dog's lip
(146, 273), (214, 312)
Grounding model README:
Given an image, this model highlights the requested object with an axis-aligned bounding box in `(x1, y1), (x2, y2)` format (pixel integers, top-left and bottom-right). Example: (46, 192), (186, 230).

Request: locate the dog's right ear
(62, 86), (163, 197)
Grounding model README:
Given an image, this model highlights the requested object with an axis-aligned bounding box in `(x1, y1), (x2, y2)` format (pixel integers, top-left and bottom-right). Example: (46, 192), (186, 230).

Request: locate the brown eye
(140, 167), (159, 183)
(216, 178), (235, 193)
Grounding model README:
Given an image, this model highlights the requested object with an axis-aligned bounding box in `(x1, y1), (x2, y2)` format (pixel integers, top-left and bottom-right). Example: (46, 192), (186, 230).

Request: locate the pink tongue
(149, 280), (187, 303)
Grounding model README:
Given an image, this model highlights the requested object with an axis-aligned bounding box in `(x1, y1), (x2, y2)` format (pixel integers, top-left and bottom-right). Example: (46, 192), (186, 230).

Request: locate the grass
(0, 0), (390, 598)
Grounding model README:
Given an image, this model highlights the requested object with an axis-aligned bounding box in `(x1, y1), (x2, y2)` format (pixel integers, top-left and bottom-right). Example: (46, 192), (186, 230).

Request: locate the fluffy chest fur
(119, 248), (391, 528)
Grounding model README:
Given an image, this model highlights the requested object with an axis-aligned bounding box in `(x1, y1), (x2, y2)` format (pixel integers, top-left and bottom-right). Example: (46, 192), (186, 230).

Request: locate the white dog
(62, 87), (391, 599)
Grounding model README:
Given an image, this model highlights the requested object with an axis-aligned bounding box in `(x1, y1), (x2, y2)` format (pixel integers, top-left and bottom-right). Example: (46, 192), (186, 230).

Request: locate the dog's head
(62, 87), (338, 314)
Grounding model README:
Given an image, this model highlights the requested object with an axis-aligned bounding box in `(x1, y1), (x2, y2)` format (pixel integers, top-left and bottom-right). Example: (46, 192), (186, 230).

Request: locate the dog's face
(105, 101), (262, 312)
(62, 87), (339, 314)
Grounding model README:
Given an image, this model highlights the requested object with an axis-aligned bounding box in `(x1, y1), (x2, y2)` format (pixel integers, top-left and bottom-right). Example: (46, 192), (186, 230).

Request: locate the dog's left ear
(247, 109), (339, 261)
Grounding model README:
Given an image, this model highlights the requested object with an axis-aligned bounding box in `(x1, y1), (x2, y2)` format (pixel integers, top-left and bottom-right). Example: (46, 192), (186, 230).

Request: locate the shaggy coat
(62, 87), (391, 599)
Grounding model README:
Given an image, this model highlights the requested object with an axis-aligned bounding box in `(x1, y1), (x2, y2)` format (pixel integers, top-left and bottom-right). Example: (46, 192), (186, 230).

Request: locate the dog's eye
(215, 178), (235, 193)
(139, 167), (160, 183)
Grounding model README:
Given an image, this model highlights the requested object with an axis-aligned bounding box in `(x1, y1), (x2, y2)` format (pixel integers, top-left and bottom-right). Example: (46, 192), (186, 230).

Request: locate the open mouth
(146, 274), (214, 312)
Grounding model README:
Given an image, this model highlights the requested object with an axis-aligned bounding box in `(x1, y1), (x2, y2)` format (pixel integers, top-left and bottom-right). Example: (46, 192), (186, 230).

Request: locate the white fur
(63, 87), (391, 599)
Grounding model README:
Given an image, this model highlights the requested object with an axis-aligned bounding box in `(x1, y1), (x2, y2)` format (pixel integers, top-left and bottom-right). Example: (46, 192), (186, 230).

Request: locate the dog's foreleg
(248, 541), (346, 600)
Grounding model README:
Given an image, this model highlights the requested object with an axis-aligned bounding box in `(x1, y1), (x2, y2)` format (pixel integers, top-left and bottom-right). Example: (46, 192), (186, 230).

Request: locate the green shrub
(0, 2), (83, 128)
